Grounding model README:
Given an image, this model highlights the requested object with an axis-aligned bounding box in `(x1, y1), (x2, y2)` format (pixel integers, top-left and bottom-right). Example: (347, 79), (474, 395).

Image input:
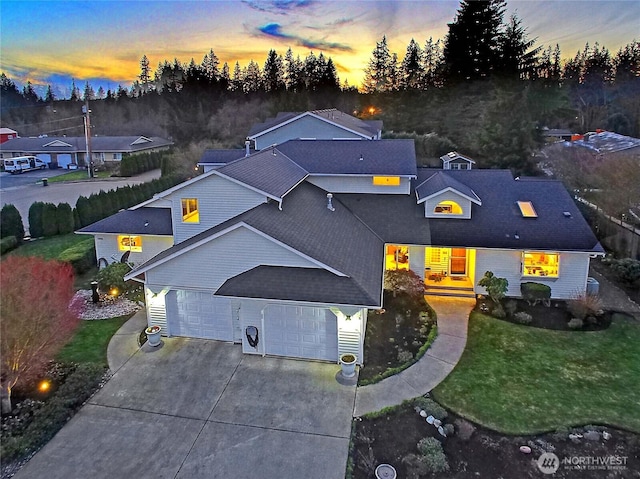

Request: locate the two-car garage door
(166, 290), (234, 341)
(263, 305), (338, 362)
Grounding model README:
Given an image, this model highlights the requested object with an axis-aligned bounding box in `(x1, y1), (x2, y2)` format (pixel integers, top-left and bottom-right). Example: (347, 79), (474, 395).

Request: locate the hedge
(0, 204), (24, 243)
(119, 150), (169, 177)
(0, 235), (18, 255)
(28, 202), (45, 238)
(58, 240), (97, 274)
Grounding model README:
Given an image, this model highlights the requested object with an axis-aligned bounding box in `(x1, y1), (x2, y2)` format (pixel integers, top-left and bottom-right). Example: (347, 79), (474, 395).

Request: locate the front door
(450, 248), (467, 275)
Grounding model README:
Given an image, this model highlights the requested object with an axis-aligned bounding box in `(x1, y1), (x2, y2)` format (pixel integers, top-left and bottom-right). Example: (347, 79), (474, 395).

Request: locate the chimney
(326, 193), (335, 211)
(245, 139), (250, 157)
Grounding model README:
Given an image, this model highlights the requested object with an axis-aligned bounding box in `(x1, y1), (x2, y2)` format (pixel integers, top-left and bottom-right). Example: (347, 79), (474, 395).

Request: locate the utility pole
(83, 100), (93, 178)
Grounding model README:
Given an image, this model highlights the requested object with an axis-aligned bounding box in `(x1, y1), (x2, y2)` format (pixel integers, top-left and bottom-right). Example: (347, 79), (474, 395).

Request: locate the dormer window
(434, 200), (463, 215)
(181, 198), (199, 223)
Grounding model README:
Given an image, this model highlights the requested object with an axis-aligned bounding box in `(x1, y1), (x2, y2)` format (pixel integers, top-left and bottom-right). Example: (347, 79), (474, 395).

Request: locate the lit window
(434, 200), (463, 214)
(373, 176), (401, 186)
(517, 201), (537, 218)
(385, 245), (409, 271)
(181, 198), (199, 223)
(523, 252), (559, 278)
(118, 235), (142, 252)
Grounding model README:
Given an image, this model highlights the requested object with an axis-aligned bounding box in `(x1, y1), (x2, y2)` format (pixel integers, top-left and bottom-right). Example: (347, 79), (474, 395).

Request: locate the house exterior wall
(254, 116), (367, 149)
(307, 175), (411, 194)
(409, 245), (426, 279)
(146, 226), (320, 291)
(424, 190), (473, 219)
(475, 249), (590, 299)
(164, 175), (267, 243)
(94, 234), (173, 267)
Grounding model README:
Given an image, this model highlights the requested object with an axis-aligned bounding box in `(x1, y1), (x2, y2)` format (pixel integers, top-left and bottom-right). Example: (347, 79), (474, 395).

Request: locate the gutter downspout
(260, 307), (266, 357)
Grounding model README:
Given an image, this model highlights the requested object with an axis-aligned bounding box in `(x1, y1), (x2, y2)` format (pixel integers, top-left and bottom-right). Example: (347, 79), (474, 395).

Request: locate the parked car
(3, 156), (47, 174)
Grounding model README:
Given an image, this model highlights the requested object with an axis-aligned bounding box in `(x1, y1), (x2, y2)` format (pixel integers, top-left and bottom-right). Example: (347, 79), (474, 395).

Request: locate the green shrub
(568, 318), (584, 330)
(492, 303), (506, 318)
(41, 203), (58, 237)
(414, 397), (448, 420)
(514, 311), (533, 324)
(520, 282), (551, 306)
(28, 201), (46, 238)
(58, 241), (96, 274)
(0, 364), (106, 462)
(55, 203), (74, 235)
(504, 299), (518, 316)
(567, 293), (603, 320)
(0, 235), (18, 255)
(96, 262), (132, 294)
(478, 271), (508, 304)
(443, 423), (455, 437)
(606, 258), (640, 286)
(397, 350), (414, 363)
(417, 437), (449, 473)
(0, 204), (24, 243)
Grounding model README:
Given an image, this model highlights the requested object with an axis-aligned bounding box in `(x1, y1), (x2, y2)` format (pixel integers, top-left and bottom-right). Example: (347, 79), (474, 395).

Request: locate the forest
(1, 0), (639, 176)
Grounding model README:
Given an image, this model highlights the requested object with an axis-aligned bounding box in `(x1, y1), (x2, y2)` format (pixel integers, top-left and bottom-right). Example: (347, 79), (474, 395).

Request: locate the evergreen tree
(22, 81), (39, 103)
(498, 14), (541, 80)
(443, 0), (506, 82)
(201, 49), (220, 84)
(614, 41), (640, 84)
(0, 204), (24, 243)
(284, 48), (303, 92)
(363, 36), (394, 93)
(42, 203), (58, 237)
(0, 74), (24, 109)
(70, 79), (81, 100)
(139, 54), (153, 93)
(243, 60), (262, 93)
(83, 81), (95, 101)
(263, 49), (285, 92)
(231, 61), (243, 91)
(220, 62), (231, 90)
(401, 39), (425, 90)
(96, 86), (105, 99)
(45, 85), (56, 102)
(28, 202), (45, 238)
(423, 38), (444, 88)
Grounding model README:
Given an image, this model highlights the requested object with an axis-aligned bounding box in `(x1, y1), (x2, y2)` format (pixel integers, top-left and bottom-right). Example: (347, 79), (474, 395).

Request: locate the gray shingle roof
(77, 207), (172, 235)
(247, 109), (381, 139)
(415, 171), (481, 203)
(216, 266), (378, 306)
(0, 136), (173, 154)
(129, 183), (383, 306)
(215, 148), (308, 199)
(276, 139), (417, 176)
(339, 168), (602, 252)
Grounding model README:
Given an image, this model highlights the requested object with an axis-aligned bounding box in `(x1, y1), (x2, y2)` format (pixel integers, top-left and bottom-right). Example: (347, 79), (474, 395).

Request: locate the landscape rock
(72, 290), (141, 320)
(583, 430), (600, 441)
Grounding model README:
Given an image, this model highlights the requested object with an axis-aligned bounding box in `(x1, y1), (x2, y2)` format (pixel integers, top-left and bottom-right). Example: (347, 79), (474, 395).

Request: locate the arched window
(434, 200), (463, 215)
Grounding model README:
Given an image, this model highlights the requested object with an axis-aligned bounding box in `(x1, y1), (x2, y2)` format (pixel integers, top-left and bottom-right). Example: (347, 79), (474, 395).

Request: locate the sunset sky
(1, 0), (638, 96)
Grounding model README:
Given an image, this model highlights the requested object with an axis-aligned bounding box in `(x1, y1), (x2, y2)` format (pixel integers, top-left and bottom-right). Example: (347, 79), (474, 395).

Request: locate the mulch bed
(359, 292), (435, 383)
(350, 402), (640, 479)
(475, 298), (613, 331)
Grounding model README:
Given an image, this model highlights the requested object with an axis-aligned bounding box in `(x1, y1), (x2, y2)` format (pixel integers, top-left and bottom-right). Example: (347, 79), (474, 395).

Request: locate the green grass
(56, 314), (133, 365)
(45, 170), (112, 183)
(8, 233), (93, 260)
(433, 312), (640, 434)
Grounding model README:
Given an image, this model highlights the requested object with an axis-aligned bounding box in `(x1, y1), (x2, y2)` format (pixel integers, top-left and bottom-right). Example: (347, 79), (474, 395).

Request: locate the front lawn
(433, 311), (640, 434)
(8, 233), (92, 260)
(56, 314), (133, 366)
(45, 170), (112, 183)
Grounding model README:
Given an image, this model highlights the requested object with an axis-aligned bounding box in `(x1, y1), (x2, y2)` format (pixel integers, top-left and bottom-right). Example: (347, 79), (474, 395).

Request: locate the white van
(3, 156), (47, 174)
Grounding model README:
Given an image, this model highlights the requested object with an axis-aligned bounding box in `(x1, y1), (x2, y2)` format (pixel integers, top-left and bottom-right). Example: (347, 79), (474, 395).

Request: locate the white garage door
(166, 290), (233, 341)
(264, 305), (338, 361)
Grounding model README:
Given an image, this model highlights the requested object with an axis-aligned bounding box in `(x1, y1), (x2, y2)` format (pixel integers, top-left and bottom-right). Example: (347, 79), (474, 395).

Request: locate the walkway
(354, 296), (475, 416)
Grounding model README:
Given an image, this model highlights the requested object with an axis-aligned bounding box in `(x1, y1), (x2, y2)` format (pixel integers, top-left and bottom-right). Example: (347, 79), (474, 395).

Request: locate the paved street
(0, 168), (70, 189)
(0, 169), (161, 232)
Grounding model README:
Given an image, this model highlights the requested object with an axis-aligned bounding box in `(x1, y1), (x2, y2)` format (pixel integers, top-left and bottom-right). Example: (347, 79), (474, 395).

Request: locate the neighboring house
(568, 131), (640, 158)
(440, 151), (476, 170)
(78, 117), (602, 366)
(0, 128), (18, 144)
(541, 128), (574, 143)
(247, 108), (382, 149)
(0, 135), (173, 169)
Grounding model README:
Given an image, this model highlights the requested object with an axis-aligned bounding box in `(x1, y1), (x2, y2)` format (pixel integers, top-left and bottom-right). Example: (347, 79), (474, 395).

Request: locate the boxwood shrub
(58, 241), (96, 274)
(520, 282), (551, 306)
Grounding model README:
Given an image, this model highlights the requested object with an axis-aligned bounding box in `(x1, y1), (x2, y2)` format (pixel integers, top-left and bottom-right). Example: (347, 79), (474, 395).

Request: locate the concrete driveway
(15, 339), (355, 479)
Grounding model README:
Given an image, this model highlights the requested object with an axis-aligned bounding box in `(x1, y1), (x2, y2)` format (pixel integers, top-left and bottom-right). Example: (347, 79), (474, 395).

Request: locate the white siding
(140, 198), (172, 209)
(409, 246), (426, 280)
(145, 287), (168, 333)
(475, 249), (591, 299)
(165, 175), (267, 243)
(307, 176), (411, 194)
(254, 116), (366, 149)
(424, 190), (472, 219)
(336, 308), (366, 365)
(94, 234), (173, 267)
(146, 226), (319, 291)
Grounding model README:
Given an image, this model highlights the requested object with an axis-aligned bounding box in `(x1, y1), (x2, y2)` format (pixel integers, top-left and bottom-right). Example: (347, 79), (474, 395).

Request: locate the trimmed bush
(414, 397), (448, 421)
(96, 262), (132, 294)
(0, 235), (18, 255)
(42, 203), (58, 237)
(606, 258), (640, 286)
(55, 203), (74, 235)
(520, 282), (551, 306)
(514, 311), (533, 324)
(0, 204), (24, 243)
(58, 241), (96, 274)
(417, 437), (449, 473)
(568, 318), (584, 330)
(28, 201), (46, 238)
